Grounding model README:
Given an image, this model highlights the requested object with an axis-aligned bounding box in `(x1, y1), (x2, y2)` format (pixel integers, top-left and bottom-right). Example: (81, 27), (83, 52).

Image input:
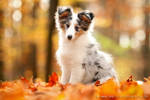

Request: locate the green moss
(94, 32), (129, 56)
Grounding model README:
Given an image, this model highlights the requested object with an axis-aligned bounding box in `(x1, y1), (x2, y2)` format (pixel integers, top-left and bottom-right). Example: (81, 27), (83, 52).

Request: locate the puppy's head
(67, 11), (94, 40)
(56, 7), (94, 41)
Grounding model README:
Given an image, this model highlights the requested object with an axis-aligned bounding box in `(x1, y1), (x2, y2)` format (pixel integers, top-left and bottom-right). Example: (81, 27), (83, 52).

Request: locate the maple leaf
(20, 77), (38, 92)
(46, 72), (58, 87)
(98, 78), (119, 98)
(0, 81), (14, 88)
(58, 83), (71, 91)
(20, 77), (29, 84)
(95, 80), (101, 86)
(29, 84), (37, 92)
(127, 75), (133, 82)
(2, 74), (150, 100)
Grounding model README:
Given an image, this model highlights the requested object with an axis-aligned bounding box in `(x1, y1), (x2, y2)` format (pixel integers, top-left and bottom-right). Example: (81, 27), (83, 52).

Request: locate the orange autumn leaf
(95, 80), (101, 86)
(58, 83), (71, 91)
(96, 78), (120, 100)
(99, 78), (119, 97)
(20, 77), (38, 92)
(28, 85), (37, 92)
(46, 72), (58, 87)
(20, 77), (29, 84)
(126, 75), (133, 82)
(0, 81), (14, 88)
(1, 75), (150, 100)
(144, 77), (150, 83)
(120, 76), (138, 92)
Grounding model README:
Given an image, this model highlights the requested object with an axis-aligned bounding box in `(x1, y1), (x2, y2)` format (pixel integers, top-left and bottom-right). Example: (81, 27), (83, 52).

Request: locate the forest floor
(0, 72), (150, 100)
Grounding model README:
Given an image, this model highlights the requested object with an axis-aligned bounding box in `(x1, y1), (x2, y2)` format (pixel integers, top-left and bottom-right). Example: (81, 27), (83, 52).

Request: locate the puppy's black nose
(67, 35), (72, 40)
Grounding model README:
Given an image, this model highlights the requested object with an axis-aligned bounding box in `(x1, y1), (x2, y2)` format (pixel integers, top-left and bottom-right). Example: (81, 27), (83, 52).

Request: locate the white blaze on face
(65, 14), (77, 40)
(66, 23), (75, 40)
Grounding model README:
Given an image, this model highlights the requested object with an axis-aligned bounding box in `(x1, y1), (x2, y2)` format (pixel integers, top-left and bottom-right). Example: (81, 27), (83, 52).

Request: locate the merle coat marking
(55, 6), (118, 84)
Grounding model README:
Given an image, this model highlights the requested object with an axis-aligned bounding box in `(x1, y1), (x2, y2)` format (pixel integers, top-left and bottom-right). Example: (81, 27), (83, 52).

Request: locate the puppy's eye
(82, 27), (87, 31)
(66, 24), (70, 28)
(75, 26), (79, 31)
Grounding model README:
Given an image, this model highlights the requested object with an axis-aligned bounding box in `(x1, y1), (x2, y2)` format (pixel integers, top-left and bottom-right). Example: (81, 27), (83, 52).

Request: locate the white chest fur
(56, 33), (118, 84)
(56, 34), (89, 68)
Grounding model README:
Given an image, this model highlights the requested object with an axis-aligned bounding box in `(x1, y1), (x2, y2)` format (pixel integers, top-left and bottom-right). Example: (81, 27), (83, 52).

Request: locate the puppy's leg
(69, 66), (85, 84)
(60, 67), (71, 84)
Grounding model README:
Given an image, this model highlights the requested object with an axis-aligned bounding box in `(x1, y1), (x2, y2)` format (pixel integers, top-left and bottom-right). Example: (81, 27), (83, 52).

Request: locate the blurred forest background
(0, 0), (150, 82)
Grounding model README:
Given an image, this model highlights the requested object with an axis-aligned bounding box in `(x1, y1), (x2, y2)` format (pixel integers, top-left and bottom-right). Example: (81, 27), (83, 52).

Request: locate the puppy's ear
(89, 12), (94, 20)
(57, 7), (72, 18)
(78, 11), (94, 23)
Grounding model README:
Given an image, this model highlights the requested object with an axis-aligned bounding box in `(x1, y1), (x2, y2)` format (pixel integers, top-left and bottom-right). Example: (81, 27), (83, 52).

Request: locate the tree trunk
(45, 0), (58, 81)
(143, 0), (150, 78)
(30, 43), (37, 80)
(0, 4), (4, 81)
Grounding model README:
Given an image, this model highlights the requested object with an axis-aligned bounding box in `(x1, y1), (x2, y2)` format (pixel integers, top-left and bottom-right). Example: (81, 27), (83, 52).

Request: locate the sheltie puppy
(55, 6), (118, 84)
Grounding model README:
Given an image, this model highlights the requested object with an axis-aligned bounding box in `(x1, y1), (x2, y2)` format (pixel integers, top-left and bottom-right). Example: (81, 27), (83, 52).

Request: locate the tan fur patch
(74, 30), (85, 41)
(80, 15), (91, 23)
(59, 11), (69, 18)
